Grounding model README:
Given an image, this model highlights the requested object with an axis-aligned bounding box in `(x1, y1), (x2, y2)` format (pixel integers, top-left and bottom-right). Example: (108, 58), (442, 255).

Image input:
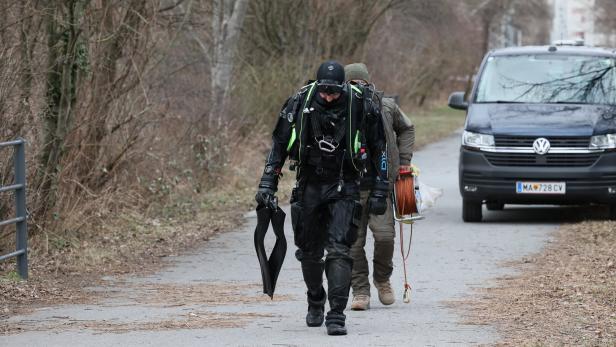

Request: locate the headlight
(462, 131), (495, 149)
(590, 134), (616, 149)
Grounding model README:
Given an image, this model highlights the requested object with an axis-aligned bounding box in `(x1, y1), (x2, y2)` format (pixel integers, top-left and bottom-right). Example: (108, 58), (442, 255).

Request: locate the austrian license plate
(516, 181), (566, 194)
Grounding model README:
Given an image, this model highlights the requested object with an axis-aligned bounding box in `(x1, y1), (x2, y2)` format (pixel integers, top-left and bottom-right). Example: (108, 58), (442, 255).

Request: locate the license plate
(516, 181), (566, 194)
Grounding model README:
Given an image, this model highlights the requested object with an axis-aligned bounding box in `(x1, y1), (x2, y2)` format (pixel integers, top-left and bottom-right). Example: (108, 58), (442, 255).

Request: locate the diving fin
(254, 205), (287, 298)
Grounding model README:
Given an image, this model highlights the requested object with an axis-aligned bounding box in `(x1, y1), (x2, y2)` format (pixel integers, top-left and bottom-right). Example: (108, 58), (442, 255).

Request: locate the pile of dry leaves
(462, 220), (616, 346)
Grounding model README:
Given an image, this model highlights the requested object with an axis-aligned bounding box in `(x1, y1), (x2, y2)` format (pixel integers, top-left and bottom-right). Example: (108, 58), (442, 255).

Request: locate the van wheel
(609, 205), (616, 220)
(462, 200), (482, 222)
(486, 202), (504, 211)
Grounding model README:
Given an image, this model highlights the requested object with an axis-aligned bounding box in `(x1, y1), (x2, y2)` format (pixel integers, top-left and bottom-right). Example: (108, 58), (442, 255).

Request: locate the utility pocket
(347, 200), (363, 245)
(291, 201), (304, 248)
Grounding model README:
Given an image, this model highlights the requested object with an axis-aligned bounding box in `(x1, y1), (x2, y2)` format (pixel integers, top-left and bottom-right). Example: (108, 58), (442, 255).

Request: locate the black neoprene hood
(316, 60), (345, 84)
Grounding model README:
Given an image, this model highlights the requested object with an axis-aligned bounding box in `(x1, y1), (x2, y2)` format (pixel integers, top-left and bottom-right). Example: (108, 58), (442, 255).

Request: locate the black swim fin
(254, 205), (287, 298)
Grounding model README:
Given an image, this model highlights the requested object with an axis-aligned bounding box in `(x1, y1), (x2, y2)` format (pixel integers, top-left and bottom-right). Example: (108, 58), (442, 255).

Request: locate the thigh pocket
(347, 200), (363, 245)
(291, 201), (304, 248)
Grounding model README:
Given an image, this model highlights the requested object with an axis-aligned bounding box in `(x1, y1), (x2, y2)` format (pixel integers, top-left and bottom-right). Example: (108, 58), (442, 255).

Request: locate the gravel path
(1, 130), (560, 346)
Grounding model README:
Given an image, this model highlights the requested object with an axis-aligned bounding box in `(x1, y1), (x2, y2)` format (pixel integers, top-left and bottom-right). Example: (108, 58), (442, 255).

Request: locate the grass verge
(459, 220), (616, 346)
(411, 105), (465, 149)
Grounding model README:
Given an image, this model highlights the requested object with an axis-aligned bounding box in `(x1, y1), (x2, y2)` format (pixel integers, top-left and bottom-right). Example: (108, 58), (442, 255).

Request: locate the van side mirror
(448, 92), (468, 110)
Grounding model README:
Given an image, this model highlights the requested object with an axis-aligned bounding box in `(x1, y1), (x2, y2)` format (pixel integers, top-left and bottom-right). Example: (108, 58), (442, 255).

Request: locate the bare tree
(75, 0), (153, 189)
(596, 0), (616, 46)
(28, 0), (167, 217)
(37, 0), (88, 212)
(209, 0), (248, 130)
(466, 0), (550, 54)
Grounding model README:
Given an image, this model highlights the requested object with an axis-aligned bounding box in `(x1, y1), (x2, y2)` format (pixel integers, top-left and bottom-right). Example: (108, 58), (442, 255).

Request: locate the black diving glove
(255, 168), (279, 210)
(368, 178), (389, 215)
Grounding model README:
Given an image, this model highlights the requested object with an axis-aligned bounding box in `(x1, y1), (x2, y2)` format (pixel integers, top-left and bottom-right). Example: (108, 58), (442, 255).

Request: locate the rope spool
(394, 169), (419, 217)
(393, 167), (422, 303)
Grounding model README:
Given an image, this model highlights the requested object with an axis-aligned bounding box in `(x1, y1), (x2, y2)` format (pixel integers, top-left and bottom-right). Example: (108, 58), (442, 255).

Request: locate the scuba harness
(308, 99), (349, 192)
(310, 107), (346, 154)
(286, 82), (370, 179)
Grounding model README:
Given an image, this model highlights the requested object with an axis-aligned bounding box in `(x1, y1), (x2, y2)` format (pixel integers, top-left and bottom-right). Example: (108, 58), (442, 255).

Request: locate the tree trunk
(78, 0), (146, 189)
(18, 1), (34, 122)
(38, 0), (86, 213)
(209, 0), (248, 130)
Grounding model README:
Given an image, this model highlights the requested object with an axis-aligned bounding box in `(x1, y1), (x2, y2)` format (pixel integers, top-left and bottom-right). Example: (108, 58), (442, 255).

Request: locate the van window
(475, 54), (616, 105)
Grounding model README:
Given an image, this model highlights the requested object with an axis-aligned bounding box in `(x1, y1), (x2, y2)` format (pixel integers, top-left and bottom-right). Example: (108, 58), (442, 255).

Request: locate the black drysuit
(262, 82), (388, 326)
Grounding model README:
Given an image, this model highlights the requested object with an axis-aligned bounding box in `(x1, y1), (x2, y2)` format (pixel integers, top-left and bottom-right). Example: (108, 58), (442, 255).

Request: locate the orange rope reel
(393, 167), (424, 303)
(393, 168), (423, 223)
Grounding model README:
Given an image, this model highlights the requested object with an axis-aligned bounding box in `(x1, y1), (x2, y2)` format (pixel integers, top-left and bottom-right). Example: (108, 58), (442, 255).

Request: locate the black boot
(299, 253), (326, 327)
(306, 307), (324, 327)
(324, 252), (352, 335)
(306, 287), (326, 327)
(325, 311), (347, 335)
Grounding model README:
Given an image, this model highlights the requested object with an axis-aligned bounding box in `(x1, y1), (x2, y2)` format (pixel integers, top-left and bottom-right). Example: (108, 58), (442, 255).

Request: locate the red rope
(394, 173), (416, 303)
(399, 221), (413, 302)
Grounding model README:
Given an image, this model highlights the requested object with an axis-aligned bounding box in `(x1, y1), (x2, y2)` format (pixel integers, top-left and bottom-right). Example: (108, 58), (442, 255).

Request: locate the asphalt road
(2, 130), (571, 346)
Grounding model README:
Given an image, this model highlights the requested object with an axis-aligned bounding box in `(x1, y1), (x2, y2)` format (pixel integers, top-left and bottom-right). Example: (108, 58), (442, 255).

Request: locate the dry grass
(0, 276), (97, 318)
(457, 220), (616, 346)
(3, 310), (274, 334)
(118, 282), (296, 307)
(410, 105), (465, 149)
(1, 280), (290, 334)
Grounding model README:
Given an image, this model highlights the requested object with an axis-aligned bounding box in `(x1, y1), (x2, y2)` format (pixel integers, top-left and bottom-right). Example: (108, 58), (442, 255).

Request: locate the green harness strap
(286, 127), (297, 152)
(288, 82), (363, 171)
(351, 85), (363, 154)
(286, 82), (317, 155)
(348, 85), (364, 172)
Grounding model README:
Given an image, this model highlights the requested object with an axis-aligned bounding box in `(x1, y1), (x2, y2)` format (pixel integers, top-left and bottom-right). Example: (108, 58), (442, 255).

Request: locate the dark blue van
(448, 45), (616, 222)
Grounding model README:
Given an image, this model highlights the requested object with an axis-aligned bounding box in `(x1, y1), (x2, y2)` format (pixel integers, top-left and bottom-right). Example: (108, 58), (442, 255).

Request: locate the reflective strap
(287, 127), (297, 152)
(351, 85), (362, 94)
(348, 87), (359, 171)
(354, 130), (361, 153)
(298, 82), (317, 164)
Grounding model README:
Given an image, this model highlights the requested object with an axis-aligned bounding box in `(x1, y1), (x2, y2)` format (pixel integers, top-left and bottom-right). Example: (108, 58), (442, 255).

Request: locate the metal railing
(0, 138), (28, 279)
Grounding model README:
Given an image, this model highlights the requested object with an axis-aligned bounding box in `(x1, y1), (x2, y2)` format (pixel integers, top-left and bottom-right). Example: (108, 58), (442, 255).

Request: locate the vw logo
(533, 138), (551, 155)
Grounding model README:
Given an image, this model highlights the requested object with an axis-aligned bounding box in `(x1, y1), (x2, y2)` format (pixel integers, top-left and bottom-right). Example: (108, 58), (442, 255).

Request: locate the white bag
(415, 176), (443, 212)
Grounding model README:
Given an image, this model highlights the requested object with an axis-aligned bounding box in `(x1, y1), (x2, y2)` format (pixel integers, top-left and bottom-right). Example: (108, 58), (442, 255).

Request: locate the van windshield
(475, 54), (616, 105)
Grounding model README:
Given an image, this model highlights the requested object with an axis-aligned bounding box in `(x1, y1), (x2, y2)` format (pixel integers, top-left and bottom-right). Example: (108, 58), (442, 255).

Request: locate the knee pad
(372, 228), (395, 243)
(296, 249), (324, 263)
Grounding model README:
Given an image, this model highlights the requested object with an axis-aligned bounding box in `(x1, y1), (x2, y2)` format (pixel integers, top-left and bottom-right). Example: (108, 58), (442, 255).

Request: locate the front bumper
(459, 147), (616, 204)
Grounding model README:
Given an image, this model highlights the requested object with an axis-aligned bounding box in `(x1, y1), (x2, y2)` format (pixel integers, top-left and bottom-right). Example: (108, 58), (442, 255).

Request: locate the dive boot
(306, 306), (324, 327)
(325, 312), (347, 336)
(305, 287), (326, 327)
(323, 252), (352, 335)
(299, 253), (326, 327)
(326, 323), (347, 335)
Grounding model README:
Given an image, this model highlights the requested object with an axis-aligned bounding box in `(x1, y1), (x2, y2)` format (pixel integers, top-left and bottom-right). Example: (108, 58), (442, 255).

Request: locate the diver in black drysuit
(255, 61), (389, 336)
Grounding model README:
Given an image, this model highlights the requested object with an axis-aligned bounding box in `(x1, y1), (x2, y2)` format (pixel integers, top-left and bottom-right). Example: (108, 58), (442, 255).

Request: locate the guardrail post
(14, 139), (27, 279)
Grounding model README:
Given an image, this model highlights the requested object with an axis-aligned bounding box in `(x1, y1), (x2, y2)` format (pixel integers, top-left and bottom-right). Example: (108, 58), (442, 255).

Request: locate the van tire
(486, 202), (504, 211)
(462, 200), (482, 222)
